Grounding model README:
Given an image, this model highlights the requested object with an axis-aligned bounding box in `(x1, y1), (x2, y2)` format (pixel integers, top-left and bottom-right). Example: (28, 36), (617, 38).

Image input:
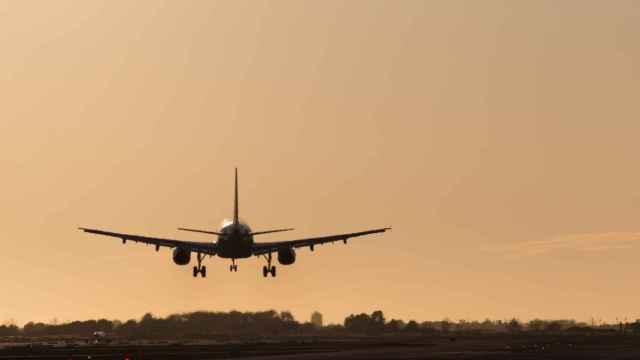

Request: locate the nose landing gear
(229, 259), (238, 272)
(261, 252), (276, 278)
(192, 253), (207, 278)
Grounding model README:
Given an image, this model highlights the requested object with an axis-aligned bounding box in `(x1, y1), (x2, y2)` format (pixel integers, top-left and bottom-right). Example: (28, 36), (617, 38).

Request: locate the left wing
(252, 227), (390, 255)
(79, 227), (217, 255)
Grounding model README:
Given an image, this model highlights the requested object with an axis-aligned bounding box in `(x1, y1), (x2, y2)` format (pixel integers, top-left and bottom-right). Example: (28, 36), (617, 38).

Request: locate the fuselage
(215, 221), (254, 259)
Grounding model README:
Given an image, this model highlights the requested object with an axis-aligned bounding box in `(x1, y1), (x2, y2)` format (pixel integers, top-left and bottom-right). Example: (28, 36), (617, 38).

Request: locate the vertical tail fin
(233, 168), (239, 224)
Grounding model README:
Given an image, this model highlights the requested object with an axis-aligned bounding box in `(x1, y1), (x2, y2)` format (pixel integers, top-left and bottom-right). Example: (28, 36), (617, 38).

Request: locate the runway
(2, 335), (640, 359)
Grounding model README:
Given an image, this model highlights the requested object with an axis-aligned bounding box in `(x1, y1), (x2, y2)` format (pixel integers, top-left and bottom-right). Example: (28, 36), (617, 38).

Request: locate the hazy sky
(1, 1), (639, 326)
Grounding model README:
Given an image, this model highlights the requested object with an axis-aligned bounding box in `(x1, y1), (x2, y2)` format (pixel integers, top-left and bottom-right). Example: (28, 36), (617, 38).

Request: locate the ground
(2, 335), (640, 359)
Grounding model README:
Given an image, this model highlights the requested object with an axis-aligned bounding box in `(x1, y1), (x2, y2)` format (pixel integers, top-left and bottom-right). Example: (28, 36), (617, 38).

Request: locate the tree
(528, 319), (544, 332)
(404, 320), (419, 333)
(0, 324), (19, 336)
(280, 311), (295, 323)
(370, 311), (386, 334)
(371, 311), (385, 326)
(480, 319), (494, 331)
(386, 319), (405, 332)
(23, 322), (48, 336)
(456, 319), (467, 332)
(420, 321), (439, 334)
(506, 318), (522, 333)
(441, 319), (451, 333)
(344, 313), (371, 334)
(628, 320), (640, 333)
(544, 321), (562, 333)
(141, 313), (154, 323)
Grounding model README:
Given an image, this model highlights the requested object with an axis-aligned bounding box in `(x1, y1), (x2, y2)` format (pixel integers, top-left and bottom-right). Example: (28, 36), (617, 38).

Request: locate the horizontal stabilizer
(177, 227), (221, 236)
(251, 228), (295, 236)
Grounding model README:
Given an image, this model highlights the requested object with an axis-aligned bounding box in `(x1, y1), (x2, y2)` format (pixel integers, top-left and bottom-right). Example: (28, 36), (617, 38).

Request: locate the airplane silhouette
(79, 169), (390, 278)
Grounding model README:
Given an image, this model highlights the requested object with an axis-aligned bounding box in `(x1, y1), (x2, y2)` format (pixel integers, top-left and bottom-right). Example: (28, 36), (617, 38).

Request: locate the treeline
(1, 311), (302, 339)
(2, 310), (640, 339)
(344, 312), (640, 335)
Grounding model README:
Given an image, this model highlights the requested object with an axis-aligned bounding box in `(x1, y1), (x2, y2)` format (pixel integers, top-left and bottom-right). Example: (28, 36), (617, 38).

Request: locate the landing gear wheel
(194, 252), (206, 279)
(262, 252), (276, 278)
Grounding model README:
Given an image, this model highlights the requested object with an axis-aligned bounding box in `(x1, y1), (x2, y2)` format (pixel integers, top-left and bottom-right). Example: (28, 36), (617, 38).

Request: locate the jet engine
(172, 247), (191, 265)
(277, 247), (296, 265)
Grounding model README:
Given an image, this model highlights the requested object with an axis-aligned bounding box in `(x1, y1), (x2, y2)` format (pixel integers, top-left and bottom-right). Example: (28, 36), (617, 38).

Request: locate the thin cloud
(490, 232), (640, 257)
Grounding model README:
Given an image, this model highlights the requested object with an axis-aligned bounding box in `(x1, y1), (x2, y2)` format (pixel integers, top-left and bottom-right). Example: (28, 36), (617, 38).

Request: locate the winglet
(233, 168), (239, 224)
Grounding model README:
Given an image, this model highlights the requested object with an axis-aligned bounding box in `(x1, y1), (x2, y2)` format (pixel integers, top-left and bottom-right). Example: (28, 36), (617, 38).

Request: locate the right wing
(251, 227), (390, 255)
(79, 227), (217, 255)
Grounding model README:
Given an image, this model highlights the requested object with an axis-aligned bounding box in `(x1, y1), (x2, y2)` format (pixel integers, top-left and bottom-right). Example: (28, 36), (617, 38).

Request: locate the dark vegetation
(2, 310), (640, 340)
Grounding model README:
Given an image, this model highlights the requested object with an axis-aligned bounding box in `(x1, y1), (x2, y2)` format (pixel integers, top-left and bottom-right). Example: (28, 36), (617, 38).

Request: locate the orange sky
(1, 1), (639, 326)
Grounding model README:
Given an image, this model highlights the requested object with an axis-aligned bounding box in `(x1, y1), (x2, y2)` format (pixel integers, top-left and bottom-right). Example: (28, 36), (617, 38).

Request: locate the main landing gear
(193, 253), (206, 278)
(261, 252), (276, 278)
(229, 259), (238, 272)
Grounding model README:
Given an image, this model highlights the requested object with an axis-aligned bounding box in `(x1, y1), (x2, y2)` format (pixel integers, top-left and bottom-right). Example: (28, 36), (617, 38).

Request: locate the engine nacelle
(172, 247), (191, 265)
(277, 247), (296, 265)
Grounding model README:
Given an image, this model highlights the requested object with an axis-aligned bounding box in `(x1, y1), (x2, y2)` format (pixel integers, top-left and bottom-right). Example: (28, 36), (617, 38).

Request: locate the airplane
(79, 169), (390, 278)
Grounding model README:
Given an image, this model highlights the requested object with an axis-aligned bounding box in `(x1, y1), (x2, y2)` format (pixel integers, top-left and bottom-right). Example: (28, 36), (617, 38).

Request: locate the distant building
(311, 311), (323, 328)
